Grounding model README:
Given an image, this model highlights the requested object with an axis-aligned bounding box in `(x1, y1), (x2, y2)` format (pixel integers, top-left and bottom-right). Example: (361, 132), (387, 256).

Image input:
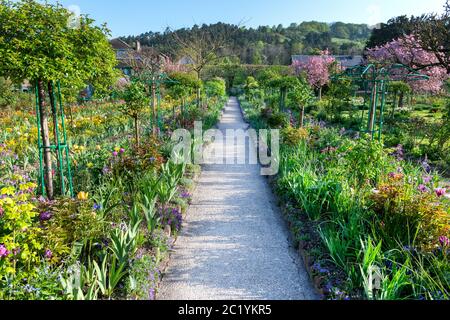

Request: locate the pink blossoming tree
(292, 50), (336, 100)
(366, 35), (449, 93)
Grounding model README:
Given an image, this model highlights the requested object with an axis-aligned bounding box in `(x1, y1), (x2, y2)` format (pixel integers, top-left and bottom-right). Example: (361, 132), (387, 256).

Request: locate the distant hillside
(121, 21), (371, 65)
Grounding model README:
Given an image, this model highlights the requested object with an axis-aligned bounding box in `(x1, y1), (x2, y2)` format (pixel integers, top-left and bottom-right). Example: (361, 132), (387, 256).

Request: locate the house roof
(110, 38), (132, 50)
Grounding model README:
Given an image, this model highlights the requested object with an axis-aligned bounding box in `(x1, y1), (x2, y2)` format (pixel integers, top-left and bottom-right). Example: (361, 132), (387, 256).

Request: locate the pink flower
(366, 35), (449, 93)
(418, 184), (428, 193)
(0, 244), (10, 258)
(0, 206), (4, 217)
(292, 50), (336, 89)
(120, 148), (125, 154)
(435, 188), (447, 197)
(439, 236), (450, 247)
(112, 151), (118, 157)
(423, 175), (432, 184)
(44, 249), (53, 260)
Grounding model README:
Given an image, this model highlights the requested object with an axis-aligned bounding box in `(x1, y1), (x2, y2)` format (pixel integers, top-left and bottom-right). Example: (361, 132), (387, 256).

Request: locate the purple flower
(112, 151), (119, 157)
(0, 244), (10, 258)
(102, 167), (111, 175)
(44, 249), (53, 259)
(12, 247), (21, 256)
(439, 236), (450, 247)
(93, 203), (102, 211)
(312, 262), (330, 274)
(180, 192), (191, 199)
(39, 211), (52, 222)
(120, 148), (125, 154)
(422, 159), (431, 173)
(149, 157), (156, 163)
(148, 288), (155, 300)
(418, 184), (428, 193)
(435, 188), (447, 197)
(423, 175), (432, 184)
(390, 144), (404, 161)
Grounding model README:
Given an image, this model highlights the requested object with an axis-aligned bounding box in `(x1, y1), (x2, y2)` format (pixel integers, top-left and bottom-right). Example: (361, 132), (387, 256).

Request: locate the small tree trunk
(399, 92), (405, 109)
(197, 87), (201, 109)
(134, 116), (140, 147)
(318, 86), (322, 100)
(173, 104), (176, 125)
(181, 97), (186, 127)
(37, 80), (54, 199)
(299, 105), (305, 128)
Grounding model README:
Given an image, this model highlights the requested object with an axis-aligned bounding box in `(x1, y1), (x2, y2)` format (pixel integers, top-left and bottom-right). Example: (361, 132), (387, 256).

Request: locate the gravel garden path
(158, 97), (317, 300)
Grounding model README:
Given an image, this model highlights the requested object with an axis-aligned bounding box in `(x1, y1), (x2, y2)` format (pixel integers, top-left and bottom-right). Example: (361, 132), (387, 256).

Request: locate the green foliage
(44, 198), (108, 251)
(126, 253), (159, 300)
(241, 92), (449, 300)
(0, 77), (17, 108)
(370, 174), (450, 251)
(288, 78), (314, 107)
(1, 264), (64, 300)
(0, 179), (43, 276)
(119, 81), (150, 120)
(204, 77), (226, 98)
(281, 127), (309, 146)
(109, 222), (140, 267)
(0, 0), (118, 97)
(265, 111), (289, 128)
(166, 72), (202, 100)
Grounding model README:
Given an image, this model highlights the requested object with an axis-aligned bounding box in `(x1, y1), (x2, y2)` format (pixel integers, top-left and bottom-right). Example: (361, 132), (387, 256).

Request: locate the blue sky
(48, 0), (447, 38)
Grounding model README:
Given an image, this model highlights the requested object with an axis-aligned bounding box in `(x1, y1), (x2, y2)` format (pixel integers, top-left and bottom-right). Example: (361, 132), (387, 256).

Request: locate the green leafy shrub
(266, 111), (289, 128)
(281, 127), (309, 146)
(41, 198), (109, 261)
(370, 174), (450, 252)
(0, 179), (43, 276)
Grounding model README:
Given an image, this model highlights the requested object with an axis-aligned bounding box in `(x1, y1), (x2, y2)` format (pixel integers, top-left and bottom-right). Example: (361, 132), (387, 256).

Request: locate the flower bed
(239, 96), (450, 300)
(0, 95), (226, 300)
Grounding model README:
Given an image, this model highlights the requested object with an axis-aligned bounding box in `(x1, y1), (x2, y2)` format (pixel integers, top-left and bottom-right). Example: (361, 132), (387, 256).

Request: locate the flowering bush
(366, 35), (449, 93)
(281, 127), (309, 146)
(0, 177), (43, 277)
(370, 174), (450, 251)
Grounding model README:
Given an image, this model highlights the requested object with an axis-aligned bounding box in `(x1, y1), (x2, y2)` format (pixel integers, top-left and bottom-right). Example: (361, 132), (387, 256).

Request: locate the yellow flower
(95, 145), (101, 151)
(114, 146), (121, 152)
(87, 162), (94, 168)
(77, 192), (89, 201)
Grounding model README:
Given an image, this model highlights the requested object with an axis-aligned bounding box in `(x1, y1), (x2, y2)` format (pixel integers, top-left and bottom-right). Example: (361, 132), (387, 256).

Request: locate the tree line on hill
(121, 21), (372, 65)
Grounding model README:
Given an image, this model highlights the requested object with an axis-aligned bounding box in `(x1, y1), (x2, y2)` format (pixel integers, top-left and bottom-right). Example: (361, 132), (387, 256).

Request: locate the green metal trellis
(133, 72), (178, 134)
(333, 63), (429, 141)
(35, 80), (74, 198)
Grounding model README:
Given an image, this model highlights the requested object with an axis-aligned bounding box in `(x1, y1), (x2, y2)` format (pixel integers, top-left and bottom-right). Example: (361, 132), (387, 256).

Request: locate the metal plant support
(335, 64), (429, 141)
(35, 80), (74, 197)
(137, 72), (178, 134)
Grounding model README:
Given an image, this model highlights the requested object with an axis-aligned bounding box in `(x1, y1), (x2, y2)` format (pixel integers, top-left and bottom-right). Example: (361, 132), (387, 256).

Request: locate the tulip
(77, 192), (89, 200)
(435, 188), (447, 197)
